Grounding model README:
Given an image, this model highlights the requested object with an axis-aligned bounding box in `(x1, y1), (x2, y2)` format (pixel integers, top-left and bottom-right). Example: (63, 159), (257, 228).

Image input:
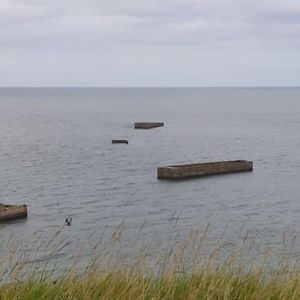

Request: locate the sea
(0, 87), (300, 269)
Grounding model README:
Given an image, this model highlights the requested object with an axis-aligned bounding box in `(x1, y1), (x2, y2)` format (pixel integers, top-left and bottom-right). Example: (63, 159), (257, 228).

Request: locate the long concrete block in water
(134, 122), (164, 129)
(0, 204), (28, 222)
(157, 160), (253, 180)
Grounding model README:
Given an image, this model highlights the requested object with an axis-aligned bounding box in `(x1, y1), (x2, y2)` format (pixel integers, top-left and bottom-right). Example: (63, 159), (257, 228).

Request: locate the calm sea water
(0, 87), (300, 266)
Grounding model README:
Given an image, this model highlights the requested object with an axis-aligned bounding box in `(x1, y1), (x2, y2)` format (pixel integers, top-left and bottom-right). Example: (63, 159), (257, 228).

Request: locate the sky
(0, 0), (300, 87)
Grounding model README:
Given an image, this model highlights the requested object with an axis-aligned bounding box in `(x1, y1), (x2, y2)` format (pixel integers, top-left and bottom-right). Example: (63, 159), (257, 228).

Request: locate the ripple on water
(1, 88), (300, 267)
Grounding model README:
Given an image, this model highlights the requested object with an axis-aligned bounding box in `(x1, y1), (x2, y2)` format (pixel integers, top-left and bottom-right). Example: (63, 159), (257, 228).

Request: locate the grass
(1, 225), (300, 299)
(1, 266), (300, 299)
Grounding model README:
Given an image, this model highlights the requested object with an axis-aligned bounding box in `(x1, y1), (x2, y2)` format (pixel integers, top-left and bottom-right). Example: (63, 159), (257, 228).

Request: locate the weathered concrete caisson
(0, 204), (28, 222)
(112, 139), (129, 144)
(134, 122), (164, 129)
(157, 160), (253, 180)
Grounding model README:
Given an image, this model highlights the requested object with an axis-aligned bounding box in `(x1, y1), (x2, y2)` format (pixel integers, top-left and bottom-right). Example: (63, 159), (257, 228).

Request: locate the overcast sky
(1, 0), (300, 86)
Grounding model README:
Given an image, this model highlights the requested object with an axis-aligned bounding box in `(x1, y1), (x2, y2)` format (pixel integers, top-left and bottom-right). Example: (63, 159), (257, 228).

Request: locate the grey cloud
(0, 0), (299, 86)
(0, 1), (59, 24)
(254, 11), (300, 24)
(1, 0), (300, 46)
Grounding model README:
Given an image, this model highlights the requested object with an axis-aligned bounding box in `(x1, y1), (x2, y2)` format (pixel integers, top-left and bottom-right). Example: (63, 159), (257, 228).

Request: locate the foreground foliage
(1, 225), (300, 299)
(1, 265), (300, 300)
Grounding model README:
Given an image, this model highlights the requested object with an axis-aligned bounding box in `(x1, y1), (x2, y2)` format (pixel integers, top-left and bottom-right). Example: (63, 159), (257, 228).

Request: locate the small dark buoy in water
(112, 139), (128, 144)
(65, 218), (72, 226)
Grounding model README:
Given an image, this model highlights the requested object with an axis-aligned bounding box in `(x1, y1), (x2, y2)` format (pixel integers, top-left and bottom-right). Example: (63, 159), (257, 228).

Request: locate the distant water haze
(0, 87), (300, 266)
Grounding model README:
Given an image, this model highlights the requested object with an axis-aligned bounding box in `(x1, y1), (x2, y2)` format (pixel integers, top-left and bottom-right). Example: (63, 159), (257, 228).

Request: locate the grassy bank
(1, 266), (300, 299)
(1, 226), (300, 299)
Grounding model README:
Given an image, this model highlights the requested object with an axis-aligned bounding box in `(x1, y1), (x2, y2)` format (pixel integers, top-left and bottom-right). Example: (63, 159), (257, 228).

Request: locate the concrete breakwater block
(134, 122), (164, 129)
(0, 204), (28, 222)
(157, 160), (253, 180)
(112, 139), (129, 144)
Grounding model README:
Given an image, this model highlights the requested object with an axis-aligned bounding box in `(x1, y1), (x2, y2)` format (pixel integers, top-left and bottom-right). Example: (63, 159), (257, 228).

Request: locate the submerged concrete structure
(157, 160), (253, 180)
(134, 122), (164, 129)
(112, 139), (129, 144)
(0, 204), (28, 222)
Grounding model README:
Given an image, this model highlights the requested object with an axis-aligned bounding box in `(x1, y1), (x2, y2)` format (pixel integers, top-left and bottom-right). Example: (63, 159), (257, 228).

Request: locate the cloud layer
(1, 0), (300, 86)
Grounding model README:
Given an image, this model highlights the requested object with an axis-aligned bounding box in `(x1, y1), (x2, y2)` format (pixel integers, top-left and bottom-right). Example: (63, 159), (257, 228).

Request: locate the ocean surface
(0, 87), (300, 268)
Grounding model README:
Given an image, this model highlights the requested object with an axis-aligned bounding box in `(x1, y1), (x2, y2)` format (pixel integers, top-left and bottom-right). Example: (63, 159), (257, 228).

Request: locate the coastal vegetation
(1, 226), (300, 299)
(1, 266), (300, 299)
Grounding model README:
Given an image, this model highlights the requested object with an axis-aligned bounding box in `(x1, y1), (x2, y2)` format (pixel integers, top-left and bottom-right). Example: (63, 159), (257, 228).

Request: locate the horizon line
(0, 86), (299, 89)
